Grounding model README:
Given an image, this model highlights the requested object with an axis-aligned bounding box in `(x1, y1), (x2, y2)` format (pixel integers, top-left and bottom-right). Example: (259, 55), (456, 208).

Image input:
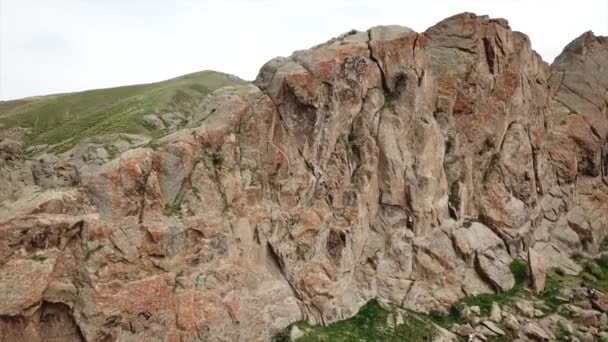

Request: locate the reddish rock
(0, 12), (607, 341)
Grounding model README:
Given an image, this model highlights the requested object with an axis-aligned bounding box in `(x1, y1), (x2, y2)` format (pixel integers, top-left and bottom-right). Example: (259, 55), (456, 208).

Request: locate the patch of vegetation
(31, 254), (48, 262)
(347, 130), (365, 149)
(492, 330), (518, 342)
(106, 145), (120, 160)
(459, 259), (529, 316)
(211, 151), (223, 167)
(460, 287), (523, 317)
(462, 218), (474, 228)
(600, 238), (608, 252)
(448, 183), (461, 214)
(274, 300), (437, 342)
(540, 275), (563, 314)
(163, 203), (182, 217)
(0, 71), (244, 152)
(283, 259), (540, 341)
(150, 128), (170, 140)
(276, 253), (608, 341)
(427, 306), (463, 328)
(511, 258), (528, 286)
(584, 261), (605, 280)
(555, 267), (566, 276)
(596, 253), (608, 268)
(147, 129), (169, 149)
(555, 318), (574, 341)
(580, 260), (608, 293)
(582, 272), (598, 283)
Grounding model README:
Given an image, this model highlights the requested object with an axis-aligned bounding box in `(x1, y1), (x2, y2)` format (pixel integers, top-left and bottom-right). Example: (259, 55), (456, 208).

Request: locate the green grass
(540, 275), (563, 314)
(274, 253), (608, 341)
(511, 258), (528, 285)
(274, 251), (608, 341)
(279, 260), (535, 341)
(0, 70), (244, 152)
(460, 287), (524, 317)
(163, 203), (182, 217)
(458, 259), (529, 316)
(555, 259), (608, 295)
(275, 300), (437, 342)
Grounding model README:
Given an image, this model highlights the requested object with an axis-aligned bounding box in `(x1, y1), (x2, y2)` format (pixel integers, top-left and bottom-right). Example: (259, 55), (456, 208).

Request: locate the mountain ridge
(1, 12), (608, 342)
(0, 70), (245, 152)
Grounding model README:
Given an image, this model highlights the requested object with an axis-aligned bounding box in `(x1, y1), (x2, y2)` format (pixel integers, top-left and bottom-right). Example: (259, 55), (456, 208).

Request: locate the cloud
(1, 0), (607, 100)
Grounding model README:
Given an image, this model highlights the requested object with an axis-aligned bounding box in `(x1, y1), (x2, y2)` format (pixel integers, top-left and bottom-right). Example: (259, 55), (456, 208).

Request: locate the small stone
(515, 300), (535, 318)
(160, 112), (185, 129)
(395, 311), (404, 326)
(290, 325), (305, 340)
(534, 309), (544, 317)
(473, 332), (488, 341)
(470, 306), (481, 315)
(482, 320), (506, 336)
(565, 304), (583, 315)
(600, 313), (608, 328)
(575, 310), (600, 328)
(576, 330), (595, 342)
(503, 313), (520, 330)
(0, 138), (23, 161)
(451, 323), (475, 337)
(386, 314), (395, 329)
(523, 322), (554, 341)
(142, 114), (166, 130)
(591, 292), (608, 313)
(433, 324), (460, 341)
(558, 319), (574, 335)
(490, 302), (502, 322)
(462, 306), (472, 318)
(476, 325), (497, 337)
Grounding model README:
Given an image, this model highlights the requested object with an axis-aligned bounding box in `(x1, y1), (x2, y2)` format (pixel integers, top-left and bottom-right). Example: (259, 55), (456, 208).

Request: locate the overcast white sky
(1, 0), (607, 100)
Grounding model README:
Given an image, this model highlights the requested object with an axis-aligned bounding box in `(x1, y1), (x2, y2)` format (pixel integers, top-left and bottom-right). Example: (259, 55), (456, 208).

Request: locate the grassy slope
(275, 261), (527, 342)
(275, 300), (437, 342)
(0, 70), (244, 152)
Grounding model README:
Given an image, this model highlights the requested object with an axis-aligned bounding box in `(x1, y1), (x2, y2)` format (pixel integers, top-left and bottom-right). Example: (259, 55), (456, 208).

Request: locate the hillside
(0, 70), (245, 152)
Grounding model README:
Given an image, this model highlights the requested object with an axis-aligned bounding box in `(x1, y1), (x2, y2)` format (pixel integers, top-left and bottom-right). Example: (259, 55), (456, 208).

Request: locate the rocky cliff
(1, 12), (607, 341)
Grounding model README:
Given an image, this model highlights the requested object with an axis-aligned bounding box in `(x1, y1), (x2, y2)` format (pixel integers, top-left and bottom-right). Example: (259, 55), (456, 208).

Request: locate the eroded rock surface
(1, 12), (607, 341)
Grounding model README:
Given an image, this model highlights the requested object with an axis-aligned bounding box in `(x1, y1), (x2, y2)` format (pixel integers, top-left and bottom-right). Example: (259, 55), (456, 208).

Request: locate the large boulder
(0, 138), (22, 161)
(528, 248), (546, 294)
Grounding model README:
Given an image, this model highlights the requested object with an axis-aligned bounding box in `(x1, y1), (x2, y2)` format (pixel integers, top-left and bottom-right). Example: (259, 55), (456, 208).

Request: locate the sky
(1, 0), (607, 100)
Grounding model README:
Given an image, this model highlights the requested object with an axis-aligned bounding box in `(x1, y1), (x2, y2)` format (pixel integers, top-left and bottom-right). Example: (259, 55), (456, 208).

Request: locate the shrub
(540, 275), (562, 313)
(584, 262), (605, 280)
(596, 254), (608, 269)
(582, 272), (597, 283)
(211, 152), (223, 167)
(511, 259), (528, 286)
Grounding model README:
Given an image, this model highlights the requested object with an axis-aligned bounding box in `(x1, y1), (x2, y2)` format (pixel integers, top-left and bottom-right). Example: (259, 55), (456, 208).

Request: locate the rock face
(1, 12), (607, 341)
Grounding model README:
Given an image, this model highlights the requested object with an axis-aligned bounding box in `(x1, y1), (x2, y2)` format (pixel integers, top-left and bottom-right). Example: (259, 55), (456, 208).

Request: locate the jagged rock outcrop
(1, 12), (607, 341)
